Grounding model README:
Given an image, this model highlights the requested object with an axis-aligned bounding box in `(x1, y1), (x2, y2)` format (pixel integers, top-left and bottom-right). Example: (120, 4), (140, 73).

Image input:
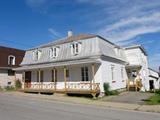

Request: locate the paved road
(0, 93), (160, 120)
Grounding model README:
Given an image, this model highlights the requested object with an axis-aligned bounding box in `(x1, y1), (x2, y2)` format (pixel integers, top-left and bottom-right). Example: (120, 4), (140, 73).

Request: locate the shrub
(155, 89), (160, 95)
(15, 79), (22, 89)
(0, 86), (3, 91)
(4, 86), (15, 91)
(103, 82), (119, 96)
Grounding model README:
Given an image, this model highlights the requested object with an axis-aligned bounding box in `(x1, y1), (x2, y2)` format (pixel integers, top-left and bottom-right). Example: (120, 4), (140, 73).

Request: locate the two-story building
(15, 32), (128, 96)
(14, 32), (159, 96)
(0, 46), (25, 88)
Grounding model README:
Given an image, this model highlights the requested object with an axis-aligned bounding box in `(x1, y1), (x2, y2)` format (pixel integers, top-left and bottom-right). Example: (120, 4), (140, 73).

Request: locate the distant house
(15, 31), (159, 96)
(0, 46), (25, 88)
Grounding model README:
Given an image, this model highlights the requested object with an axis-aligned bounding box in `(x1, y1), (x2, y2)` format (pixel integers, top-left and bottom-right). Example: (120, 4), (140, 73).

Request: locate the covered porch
(126, 65), (143, 91)
(17, 59), (101, 97)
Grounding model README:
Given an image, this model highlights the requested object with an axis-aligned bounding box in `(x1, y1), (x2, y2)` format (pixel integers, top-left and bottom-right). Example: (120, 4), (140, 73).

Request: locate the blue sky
(0, 0), (160, 70)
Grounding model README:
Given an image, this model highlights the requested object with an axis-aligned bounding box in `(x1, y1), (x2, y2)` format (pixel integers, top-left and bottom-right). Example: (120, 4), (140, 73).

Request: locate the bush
(0, 86), (3, 91)
(4, 86), (15, 91)
(103, 82), (119, 96)
(155, 89), (160, 95)
(15, 79), (22, 89)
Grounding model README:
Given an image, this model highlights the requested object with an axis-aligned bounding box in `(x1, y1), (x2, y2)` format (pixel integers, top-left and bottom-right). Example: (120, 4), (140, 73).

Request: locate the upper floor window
(33, 50), (42, 61)
(8, 55), (15, 65)
(49, 47), (59, 59)
(70, 42), (81, 55)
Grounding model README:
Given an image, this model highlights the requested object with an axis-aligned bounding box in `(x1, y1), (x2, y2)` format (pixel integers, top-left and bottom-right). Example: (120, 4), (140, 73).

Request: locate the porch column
(53, 68), (56, 91)
(38, 69), (41, 90)
(91, 64), (95, 90)
(64, 66), (67, 91)
(23, 71), (25, 89)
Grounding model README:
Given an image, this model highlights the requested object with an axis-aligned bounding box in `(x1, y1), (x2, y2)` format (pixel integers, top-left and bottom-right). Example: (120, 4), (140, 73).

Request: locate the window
(81, 67), (89, 81)
(33, 50), (42, 61)
(111, 65), (115, 81)
(36, 70), (43, 82)
(49, 47), (59, 58)
(66, 69), (69, 78)
(71, 42), (81, 55)
(121, 67), (124, 79)
(8, 55), (15, 65)
(51, 69), (57, 82)
(8, 70), (15, 76)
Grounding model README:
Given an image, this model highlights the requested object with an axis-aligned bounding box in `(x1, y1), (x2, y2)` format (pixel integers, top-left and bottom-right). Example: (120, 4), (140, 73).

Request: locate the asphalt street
(0, 92), (160, 120)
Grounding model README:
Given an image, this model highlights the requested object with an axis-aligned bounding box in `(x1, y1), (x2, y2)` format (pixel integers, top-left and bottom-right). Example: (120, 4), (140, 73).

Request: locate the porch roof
(125, 65), (142, 69)
(14, 58), (101, 71)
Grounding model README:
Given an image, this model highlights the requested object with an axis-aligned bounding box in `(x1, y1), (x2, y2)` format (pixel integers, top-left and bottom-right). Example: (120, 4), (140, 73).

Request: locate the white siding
(100, 60), (127, 92)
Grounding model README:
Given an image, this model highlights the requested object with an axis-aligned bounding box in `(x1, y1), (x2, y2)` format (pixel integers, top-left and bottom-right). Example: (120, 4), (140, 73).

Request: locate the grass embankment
(145, 90), (160, 105)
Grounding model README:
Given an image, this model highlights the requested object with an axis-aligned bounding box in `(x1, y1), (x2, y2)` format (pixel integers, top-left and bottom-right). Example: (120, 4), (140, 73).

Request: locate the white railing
(66, 82), (100, 91)
(25, 82), (55, 89)
(25, 82), (100, 91)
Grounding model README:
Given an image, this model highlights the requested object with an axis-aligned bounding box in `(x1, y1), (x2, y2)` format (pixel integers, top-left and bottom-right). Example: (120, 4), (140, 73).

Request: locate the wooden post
(53, 68), (56, 91)
(39, 69), (41, 90)
(64, 66), (67, 91)
(91, 64), (95, 90)
(23, 71), (25, 89)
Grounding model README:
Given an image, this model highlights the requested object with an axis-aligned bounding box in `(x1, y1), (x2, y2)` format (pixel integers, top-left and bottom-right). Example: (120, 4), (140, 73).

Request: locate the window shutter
(70, 44), (74, 55)
(49, 48), (53, 58)
(56, 47), (59, 57)
(33, 51), (36, 60)
(38, 50), (42, 60)
(78, 43), (81, 53)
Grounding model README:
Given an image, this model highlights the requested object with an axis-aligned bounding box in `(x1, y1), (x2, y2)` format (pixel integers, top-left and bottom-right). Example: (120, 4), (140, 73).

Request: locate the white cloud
(94, 1), (160, 44)
(48, 28), (61, 38)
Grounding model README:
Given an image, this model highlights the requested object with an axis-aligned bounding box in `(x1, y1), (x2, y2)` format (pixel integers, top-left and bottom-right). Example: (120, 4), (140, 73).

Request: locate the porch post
(39, 69), (41, 90)
(91, 64), (95, 90)
(53, 68), (56, 91)
(64, 66), (67, 91)
(23, 71), (25, 89)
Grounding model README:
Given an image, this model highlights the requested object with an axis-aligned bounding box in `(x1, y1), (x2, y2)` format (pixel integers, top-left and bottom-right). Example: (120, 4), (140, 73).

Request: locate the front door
(25, 71), (31, 88)
(149, 80), (154, 90)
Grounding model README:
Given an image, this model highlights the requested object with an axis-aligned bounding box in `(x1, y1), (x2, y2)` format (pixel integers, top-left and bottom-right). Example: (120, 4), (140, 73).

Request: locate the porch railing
(66, 82), (100, 91)
(24, 82), (100, 91)
(24, 82), (55, 89)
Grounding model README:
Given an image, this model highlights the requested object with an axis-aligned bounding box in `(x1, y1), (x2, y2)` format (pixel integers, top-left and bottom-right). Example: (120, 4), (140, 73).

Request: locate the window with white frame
(33, 50), (42, 61)
(70, 42), (81, 55)
(111, 65), (115, 81)
(49, 47), (59, 59)
(8, 55), (15, 65)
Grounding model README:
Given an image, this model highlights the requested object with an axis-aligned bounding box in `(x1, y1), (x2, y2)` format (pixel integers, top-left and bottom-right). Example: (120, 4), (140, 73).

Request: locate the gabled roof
(124, 45), (147, 56)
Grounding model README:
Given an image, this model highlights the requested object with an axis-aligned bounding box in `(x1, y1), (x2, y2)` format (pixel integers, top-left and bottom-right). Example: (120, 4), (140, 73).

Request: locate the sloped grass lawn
(145, 94), (160, 105)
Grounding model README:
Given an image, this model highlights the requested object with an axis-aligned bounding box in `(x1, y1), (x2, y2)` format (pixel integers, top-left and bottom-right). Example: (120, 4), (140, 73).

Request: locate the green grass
(145, 94), (160, 105)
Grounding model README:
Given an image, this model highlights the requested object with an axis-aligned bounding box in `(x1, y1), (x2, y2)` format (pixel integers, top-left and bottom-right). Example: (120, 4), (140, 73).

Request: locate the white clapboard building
(15, 32), (160, 96)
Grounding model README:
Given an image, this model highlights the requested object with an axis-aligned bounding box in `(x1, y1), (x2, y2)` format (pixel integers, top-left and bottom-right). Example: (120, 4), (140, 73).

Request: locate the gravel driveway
(103, 92), (153, 104)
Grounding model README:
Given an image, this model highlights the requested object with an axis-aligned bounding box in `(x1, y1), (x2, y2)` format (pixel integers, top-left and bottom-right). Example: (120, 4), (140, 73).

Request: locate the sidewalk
(3, 92), (160, 113)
